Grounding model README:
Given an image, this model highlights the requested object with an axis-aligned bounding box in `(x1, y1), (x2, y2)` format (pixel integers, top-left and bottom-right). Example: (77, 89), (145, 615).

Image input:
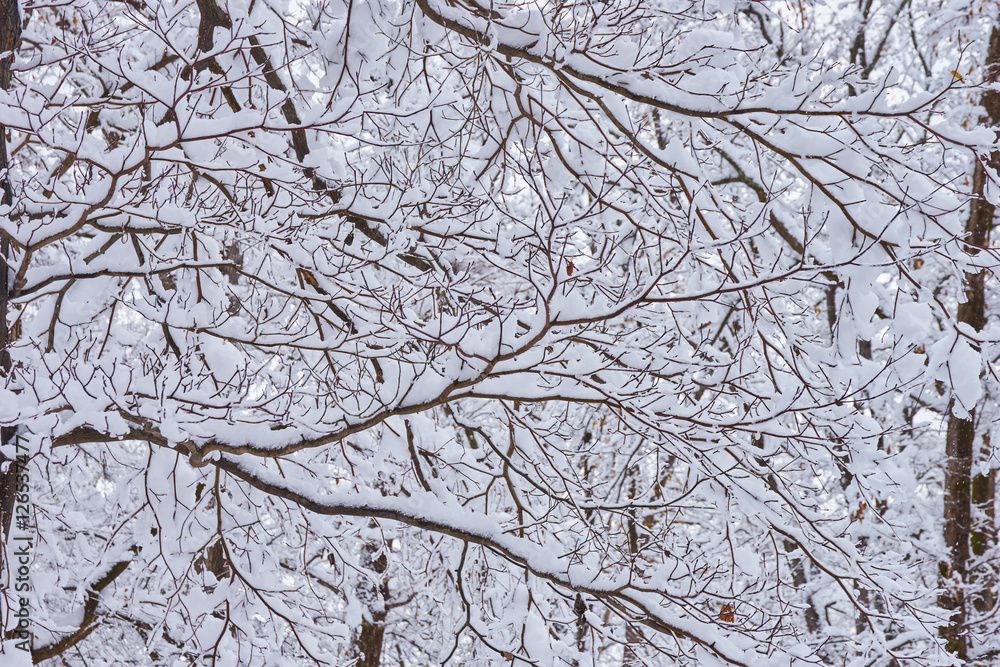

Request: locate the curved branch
(212, 454), (786, 667)
(31, 558), (133, 663)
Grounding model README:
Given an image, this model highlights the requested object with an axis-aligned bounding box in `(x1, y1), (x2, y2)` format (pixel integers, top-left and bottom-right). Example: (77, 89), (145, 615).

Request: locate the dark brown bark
(939, 23), (1000, 660)
(969, 20), (1000, 632)
(755, 435), (821, 635)
(193, 480), (230, 584)
(788, 542), (821, 635)
(194, 0), (231, 52)
(0, 0), (22, 553)
(574, 593), (588, 655)
(194, 539), (229, 583)
(622, 510), (642, 667)
(941, 411), (975, 658)
(354, 542), (388, 667)
(622, 476), (647, 667)
(970, 445), (995, 618)
(968, 24), (1000, 630)
(31, 559), (132, 663)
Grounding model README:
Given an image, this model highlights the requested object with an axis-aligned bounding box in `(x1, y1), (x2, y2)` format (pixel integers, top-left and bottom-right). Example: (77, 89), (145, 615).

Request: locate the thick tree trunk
(939, 23), (1000, 660)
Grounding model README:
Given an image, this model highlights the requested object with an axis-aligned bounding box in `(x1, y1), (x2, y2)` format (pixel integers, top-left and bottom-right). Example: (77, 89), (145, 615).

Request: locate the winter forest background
(0, 0), (999, 664)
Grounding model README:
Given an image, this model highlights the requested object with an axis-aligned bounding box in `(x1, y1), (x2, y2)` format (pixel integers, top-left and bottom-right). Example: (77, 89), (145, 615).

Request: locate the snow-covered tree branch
(1, 0), (998, 664)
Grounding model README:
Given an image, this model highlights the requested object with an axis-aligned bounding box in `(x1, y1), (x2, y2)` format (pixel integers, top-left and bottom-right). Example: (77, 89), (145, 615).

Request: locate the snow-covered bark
(0, 0), (997, 664)
(0, 0), (22, 596)
(939, 18), (1000, 662)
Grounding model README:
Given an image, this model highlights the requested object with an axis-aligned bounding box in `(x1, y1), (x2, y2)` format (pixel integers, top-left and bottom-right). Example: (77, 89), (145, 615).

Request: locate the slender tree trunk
(572, 438), (593, 667)
(755, 432), (822, 636)
(941, 411), (975, 659)
(354, 542), (388, 667)
(968, 24), (1000, 636)
(939, 23), (1000, 660)
(826, 280), (880, 642)
(0, 0), (22, 557)
(622, 511), (642, 667)
(574, 593), (587, 657)
(622, 476), (646, 667)
(970, 433), (995, 618)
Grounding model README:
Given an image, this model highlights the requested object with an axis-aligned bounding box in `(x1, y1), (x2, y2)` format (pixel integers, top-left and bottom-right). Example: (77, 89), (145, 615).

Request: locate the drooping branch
(210, 453), (796, 667)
